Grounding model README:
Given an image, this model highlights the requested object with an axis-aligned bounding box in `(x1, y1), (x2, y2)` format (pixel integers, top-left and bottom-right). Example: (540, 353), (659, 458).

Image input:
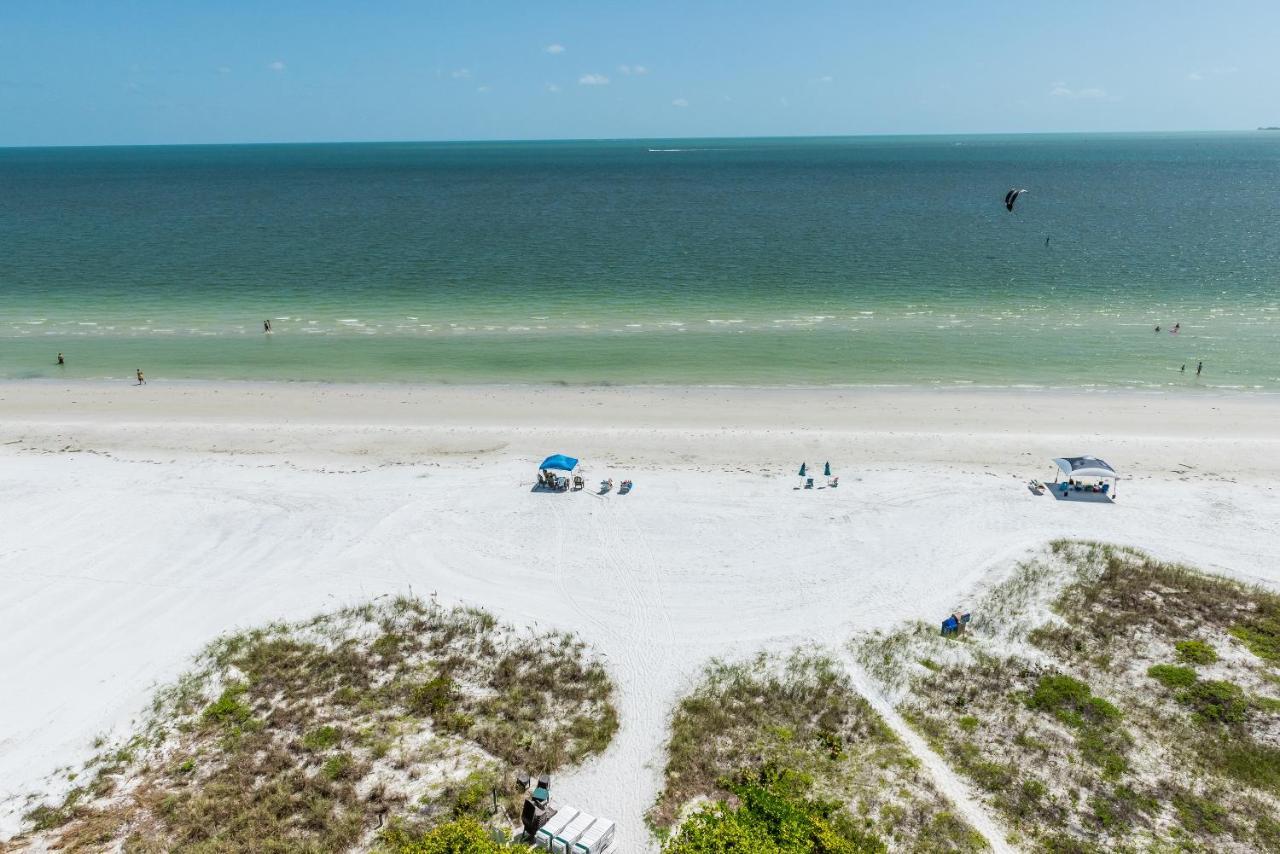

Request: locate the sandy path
(2, 381), (1279, 847)
(846, 658), (1015, 853)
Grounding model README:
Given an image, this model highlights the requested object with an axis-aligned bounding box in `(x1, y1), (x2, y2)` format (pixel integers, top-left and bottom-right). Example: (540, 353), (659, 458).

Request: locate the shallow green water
(2, 134), (1278, 388)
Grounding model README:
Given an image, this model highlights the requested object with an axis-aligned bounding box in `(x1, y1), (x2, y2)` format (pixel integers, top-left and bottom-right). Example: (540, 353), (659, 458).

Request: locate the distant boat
(1259, 126), (1280, 131)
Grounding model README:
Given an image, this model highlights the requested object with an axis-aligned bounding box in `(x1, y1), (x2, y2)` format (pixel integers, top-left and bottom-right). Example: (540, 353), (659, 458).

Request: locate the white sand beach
(3, 381), (1280, 847)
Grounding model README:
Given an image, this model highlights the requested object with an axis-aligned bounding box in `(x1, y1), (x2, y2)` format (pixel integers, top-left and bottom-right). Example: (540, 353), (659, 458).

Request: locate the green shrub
(322, 753), (353, 780)
(969, 761), (1015, 793)
(1174, 640), (1218, 665)
(389, 817), (507, 853)
(302, 725), (342, 751)
(1231, 613), (1280, 664)
(1027, 675), (1120, 726)
(957, 715), (979, 732)
(1180, 680), (1249, 725)
(662, 767), (884, 854)
(410, 676), (456, 718)
(1172, 790), (1227, 835)
(1207, 741), (1280, 794)
(1147, 664), (1197, 689)
(202, 684), (252, 728)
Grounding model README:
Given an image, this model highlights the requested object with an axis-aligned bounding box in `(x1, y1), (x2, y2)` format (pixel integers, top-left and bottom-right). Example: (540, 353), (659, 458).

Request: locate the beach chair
(829, 476), (839, 488)
(805, 477), (814, 489)
(573, 475), (584, 490)
(619, 480), (633, 495)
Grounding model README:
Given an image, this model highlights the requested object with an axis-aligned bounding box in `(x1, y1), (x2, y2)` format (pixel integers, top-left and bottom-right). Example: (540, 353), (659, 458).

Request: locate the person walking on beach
(136, 368), (146, 385)
(1196, 361), (1203, 376)
(56, 352), (64, 366)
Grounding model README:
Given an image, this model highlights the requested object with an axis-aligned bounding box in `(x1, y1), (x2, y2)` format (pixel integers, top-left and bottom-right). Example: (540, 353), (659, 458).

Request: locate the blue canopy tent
(540, 454), (579, 472)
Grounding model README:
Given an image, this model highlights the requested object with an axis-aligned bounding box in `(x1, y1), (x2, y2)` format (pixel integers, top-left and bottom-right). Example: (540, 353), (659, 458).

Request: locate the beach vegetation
(1147, 664), (1197, 689)
(1174, 639), (1219, 665)
(662, 766), (885, 854)
(853, 541), (1280, 852)
(650, 649), (986, 852)
(14, 597), (617, 852)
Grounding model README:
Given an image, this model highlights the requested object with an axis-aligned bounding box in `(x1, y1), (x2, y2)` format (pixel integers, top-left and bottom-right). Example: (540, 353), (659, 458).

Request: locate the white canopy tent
(1051, 455), (1118, 497)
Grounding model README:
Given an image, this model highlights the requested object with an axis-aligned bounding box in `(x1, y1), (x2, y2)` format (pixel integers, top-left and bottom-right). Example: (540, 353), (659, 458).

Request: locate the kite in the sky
(1004, 188), (1027, 212)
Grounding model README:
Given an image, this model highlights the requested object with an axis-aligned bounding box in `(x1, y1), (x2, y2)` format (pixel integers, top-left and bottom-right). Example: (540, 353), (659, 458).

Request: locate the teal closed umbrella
(798, 462), (807, 477)
(823, 462), (831, 477)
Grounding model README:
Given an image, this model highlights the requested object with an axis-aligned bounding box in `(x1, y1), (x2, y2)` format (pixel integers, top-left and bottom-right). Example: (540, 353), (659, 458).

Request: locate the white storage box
(572, 817), (616, 853)
(550, 812), (596, 854)
(534, 807), (578, 850)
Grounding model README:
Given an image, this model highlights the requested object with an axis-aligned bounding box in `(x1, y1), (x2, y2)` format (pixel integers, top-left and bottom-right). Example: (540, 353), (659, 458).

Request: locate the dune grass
(650, 650), (987, 853)
(858, 541), (1280, 853)
(15, 597), (617, 853)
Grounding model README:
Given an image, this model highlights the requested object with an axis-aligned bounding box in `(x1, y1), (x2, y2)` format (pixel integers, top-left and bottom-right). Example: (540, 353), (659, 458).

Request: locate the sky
(1, 0), (1277, 146)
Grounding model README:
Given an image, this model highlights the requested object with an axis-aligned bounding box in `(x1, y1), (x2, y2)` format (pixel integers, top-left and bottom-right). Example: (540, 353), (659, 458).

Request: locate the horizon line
(1, 128), (1272, 151)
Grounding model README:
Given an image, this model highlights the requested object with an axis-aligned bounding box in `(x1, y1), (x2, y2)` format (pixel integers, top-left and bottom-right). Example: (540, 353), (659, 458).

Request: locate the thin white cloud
(451, 68), (471, 79)
(268, 60), (286, 72)
(812, 75), (833, 83)
(1049, 83), (1113, 100)
(546, 82), (561, 93)
(618, 64), (649, 76)
(1186, 71), (1204, 81)
(546, 44), (565, 55)
(671, 97), (689, 108)
(477, 85), (491, 93)
(578, 73), (609, 86)
(217, 66), (232, 75)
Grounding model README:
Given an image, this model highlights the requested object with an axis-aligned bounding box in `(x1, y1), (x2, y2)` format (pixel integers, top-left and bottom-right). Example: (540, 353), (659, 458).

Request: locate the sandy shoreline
(3, 379), (1280, 846)
(5, 379), (1280, 477)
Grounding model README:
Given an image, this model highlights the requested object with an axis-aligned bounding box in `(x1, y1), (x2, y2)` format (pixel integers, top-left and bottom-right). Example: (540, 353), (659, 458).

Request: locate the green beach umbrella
(798, 462), (807, 477)
(823, 462), (831, 477)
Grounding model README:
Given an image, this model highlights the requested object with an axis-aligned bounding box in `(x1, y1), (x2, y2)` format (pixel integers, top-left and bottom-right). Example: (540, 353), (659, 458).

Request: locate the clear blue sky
(1, 0), (1276, 146)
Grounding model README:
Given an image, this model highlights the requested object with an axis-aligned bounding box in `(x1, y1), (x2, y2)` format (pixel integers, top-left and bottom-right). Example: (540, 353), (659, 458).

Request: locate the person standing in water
(264, 319), (272, 333)
(1154, 325), (1161, 333)
(56, 352), (65, 366)
(136, 368), (146, 385)
(1172, 323), (1180, 333)
(1196, 361), (1203, 376)
(1180, 364), (1185, 374)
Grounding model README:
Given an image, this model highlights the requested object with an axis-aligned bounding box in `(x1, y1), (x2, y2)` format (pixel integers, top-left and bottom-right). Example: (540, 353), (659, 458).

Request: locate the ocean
(1, 133), (1278, 388)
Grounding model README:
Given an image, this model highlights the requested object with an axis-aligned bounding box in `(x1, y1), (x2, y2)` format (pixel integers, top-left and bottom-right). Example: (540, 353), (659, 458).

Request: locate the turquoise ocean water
(1, 134), (1277, 388)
